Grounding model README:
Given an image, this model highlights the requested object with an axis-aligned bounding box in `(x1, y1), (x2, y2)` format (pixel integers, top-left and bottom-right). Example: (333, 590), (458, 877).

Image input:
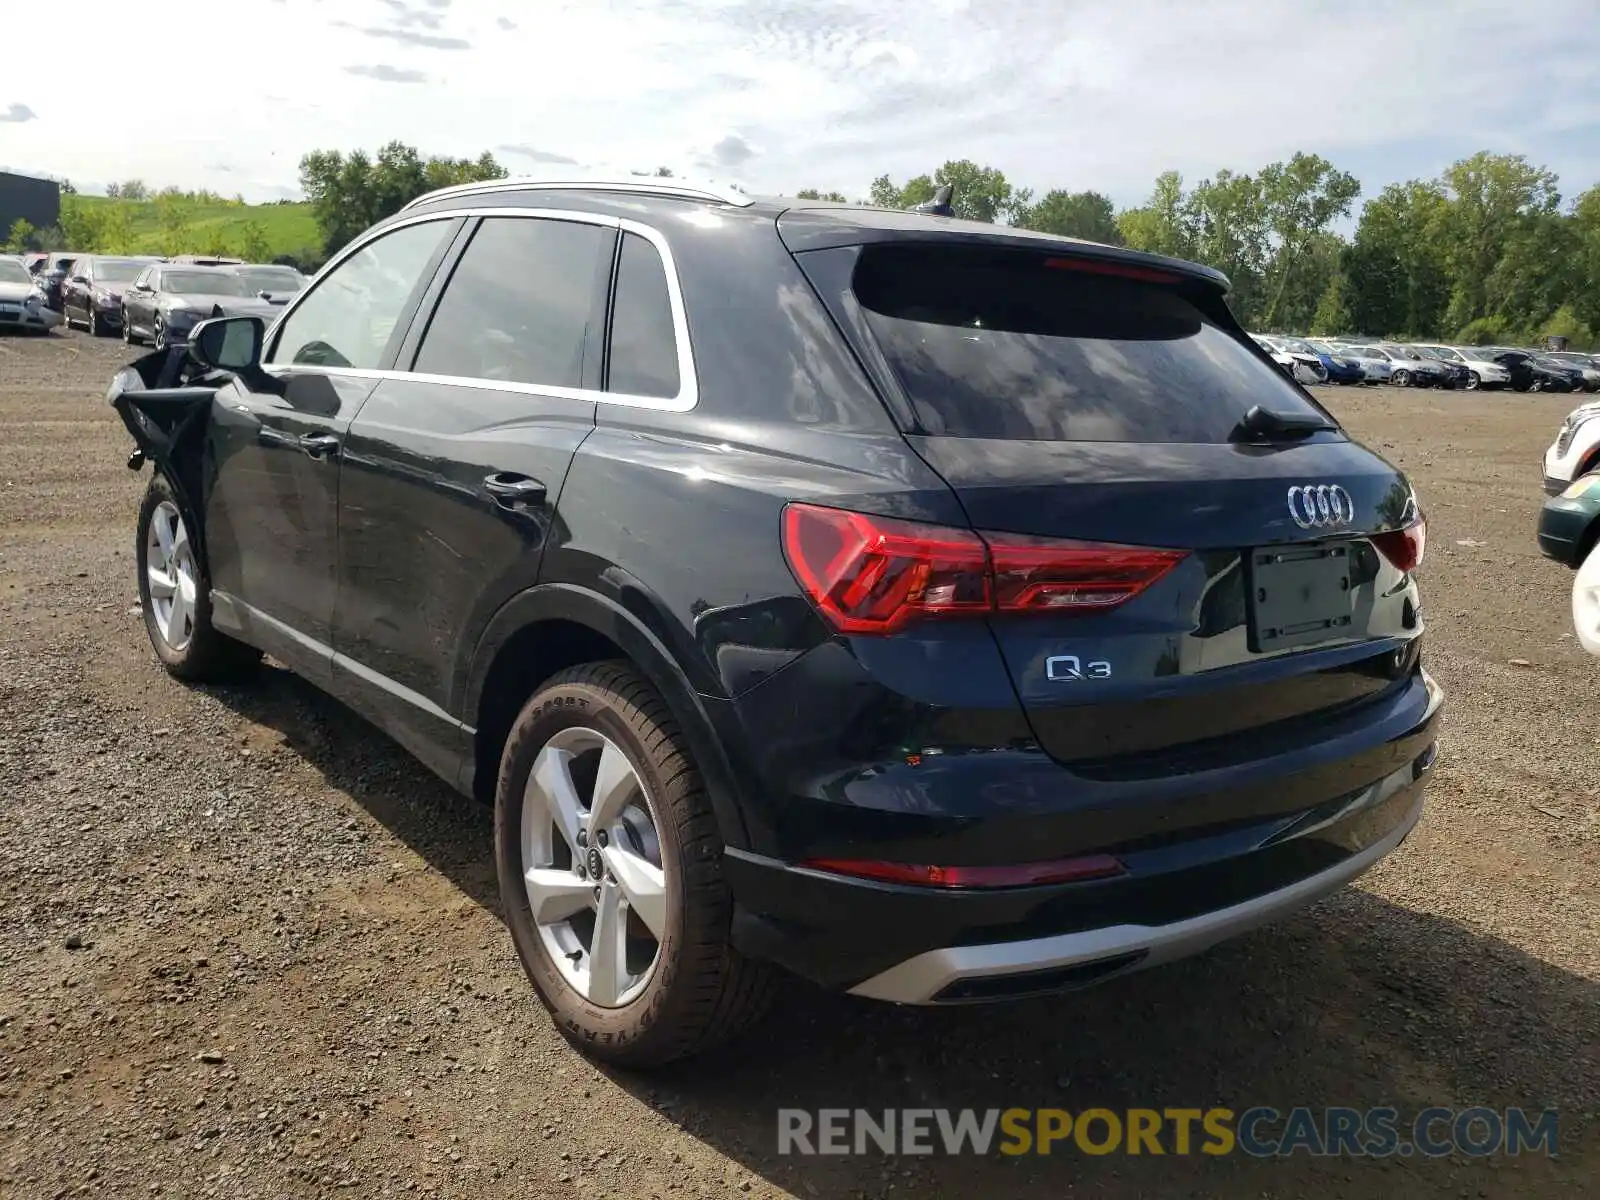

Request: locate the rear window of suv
(852, 245), (1330, 443)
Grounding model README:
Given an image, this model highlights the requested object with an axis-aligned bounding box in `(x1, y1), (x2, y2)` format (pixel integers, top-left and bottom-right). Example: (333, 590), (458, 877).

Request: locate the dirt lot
(1, 329), (1596, 1199)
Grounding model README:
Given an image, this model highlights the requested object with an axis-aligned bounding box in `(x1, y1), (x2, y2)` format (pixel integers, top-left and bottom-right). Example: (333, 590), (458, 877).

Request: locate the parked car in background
(1541, 351), (1600, 393)
(1410, 345), (1511, 390)
(1324, 343), (1396, 384)
(169, 254), (244, 267)
(1251, 334), (1326, 385)
(0, 255), (63, 333)
(231, 264), (308, 304)
(105, 176), (1439, 1065)
(1404, 346), (1470, 389)
(121, 264), (282, 350)
(1282, 337), (1366, 384)
(34, 252), (82, 310)
(1528, 355), (1587, 393)
(61, 256), (154, 336)
(1382, 345), (1456, 388)
(1535, 474), (1600, 656)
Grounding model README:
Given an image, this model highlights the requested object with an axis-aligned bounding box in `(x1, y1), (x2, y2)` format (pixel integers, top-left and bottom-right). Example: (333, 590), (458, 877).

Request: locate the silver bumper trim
(847, 790), (1426, 1005)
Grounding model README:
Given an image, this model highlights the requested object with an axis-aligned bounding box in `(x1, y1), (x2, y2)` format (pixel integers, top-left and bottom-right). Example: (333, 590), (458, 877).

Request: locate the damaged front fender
(108, 346), (235, 569)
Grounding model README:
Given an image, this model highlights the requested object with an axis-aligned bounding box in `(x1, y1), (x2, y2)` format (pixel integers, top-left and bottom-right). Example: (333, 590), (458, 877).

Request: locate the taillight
(800, 854), (1126, 888)
(1371, 517), (1427, 573)
(781, 503), (1186, 635)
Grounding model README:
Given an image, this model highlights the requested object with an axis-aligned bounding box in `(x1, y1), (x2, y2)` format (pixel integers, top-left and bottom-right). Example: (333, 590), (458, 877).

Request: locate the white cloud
(3, 0), (1597, 206)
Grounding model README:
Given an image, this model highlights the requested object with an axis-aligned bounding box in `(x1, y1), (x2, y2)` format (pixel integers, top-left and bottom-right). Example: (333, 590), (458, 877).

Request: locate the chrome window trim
(399, 175), (753, 213)
(264, 207), (698, 413)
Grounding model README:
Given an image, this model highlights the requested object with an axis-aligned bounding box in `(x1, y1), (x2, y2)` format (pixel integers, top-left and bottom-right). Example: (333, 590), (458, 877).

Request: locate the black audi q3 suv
(109, 175), (1440, 1066)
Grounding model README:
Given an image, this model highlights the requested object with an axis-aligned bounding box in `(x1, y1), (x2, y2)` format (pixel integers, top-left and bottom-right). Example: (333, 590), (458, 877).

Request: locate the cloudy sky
(2, 0), (1598, 209)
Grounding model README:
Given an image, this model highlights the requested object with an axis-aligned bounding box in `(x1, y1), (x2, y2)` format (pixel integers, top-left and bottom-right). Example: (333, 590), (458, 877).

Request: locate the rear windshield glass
(853, 246), (1330, 442)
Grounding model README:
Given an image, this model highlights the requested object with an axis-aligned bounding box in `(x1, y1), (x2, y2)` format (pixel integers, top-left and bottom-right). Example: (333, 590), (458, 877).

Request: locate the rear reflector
(801, 855), (1127, 889)
(782, 503), (1186, 635)
(1371, 516), (1427, 573)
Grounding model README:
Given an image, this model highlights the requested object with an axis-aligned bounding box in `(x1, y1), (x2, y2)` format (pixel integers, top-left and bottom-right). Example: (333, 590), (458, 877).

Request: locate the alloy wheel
(521, 726), (667, 1008)
(1393, 370), (1411, 387)
(145, 501), (197, 651)
(154, 318), (168, 351)
(1466, 372), (1480, 390)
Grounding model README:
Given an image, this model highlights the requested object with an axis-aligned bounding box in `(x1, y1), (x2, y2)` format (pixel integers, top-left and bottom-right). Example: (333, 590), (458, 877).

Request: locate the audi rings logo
(1286, 484), (1354, 529)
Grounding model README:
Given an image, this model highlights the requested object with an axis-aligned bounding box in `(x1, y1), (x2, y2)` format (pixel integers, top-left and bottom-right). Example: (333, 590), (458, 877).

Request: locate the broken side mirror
(189, 315), (265, 374)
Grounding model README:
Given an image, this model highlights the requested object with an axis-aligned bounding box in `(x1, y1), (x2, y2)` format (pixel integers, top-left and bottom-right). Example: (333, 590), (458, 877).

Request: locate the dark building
(0, 171), (62, 237)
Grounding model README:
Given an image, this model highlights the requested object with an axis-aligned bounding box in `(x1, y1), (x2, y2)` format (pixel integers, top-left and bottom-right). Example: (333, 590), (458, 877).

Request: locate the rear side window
(606, 232), (680, 400)
(414, 216), (608, 388)
(853, 246), (1329, 443)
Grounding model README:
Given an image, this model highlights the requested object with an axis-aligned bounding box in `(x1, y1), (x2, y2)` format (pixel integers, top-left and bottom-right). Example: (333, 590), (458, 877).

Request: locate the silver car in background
(0, 256), (62, 333)
(1331, 343), (1398, 384)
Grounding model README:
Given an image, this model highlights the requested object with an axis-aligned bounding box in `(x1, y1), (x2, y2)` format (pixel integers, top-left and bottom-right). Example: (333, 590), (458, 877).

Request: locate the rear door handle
(298, 432), (341, 459)
(483, 472), (547, 509)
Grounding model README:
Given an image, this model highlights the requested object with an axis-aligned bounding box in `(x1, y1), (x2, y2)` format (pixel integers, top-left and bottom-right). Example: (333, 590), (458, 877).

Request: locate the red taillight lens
(780, 505), (991, 634)
(782, 503), (1186, 635)
(1371, 517), (1426, 573)
(801, 855), (1127, 888)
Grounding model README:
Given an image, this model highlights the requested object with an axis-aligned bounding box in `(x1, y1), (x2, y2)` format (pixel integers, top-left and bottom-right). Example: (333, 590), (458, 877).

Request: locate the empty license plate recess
(1247, 543), (1354, 653)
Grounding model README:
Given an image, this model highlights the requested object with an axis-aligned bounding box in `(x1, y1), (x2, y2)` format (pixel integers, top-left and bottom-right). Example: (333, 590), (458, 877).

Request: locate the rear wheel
(494, 662), (774, 1067)
(136, 473), (260, 681)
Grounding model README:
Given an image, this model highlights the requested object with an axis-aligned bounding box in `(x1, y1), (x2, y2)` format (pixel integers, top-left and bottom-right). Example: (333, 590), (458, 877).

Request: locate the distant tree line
(23, 143), (1590, 349)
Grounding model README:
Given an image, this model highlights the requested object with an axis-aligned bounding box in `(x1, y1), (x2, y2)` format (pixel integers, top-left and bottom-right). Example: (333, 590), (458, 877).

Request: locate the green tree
(1309, 267), (1353, 336)
(4, 218), (34, 252)
(1015, 189), (1123, 244)
(300, 142), (506, 257)
(1118, 172), (1193, 259)
(58, 198), (106, 252)
(1345, 181), (1451, 338)
(99, 205), (134, 254)
(154, 192), (195, 256)
(1184, 169), (1270, 323)
(238, 220), (272, 262)
(796, 188), (848, 202)
(1438, 152), (1560, 328)
(1537, 304), (1594, 349)
(1257, 153), (1361, 327)
(863, 161), (1029, 223)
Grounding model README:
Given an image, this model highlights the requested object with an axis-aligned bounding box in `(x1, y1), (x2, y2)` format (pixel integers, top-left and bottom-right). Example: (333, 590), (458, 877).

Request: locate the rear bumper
(850, 786), (1425, 1004)
(724, 669), (1442, 997)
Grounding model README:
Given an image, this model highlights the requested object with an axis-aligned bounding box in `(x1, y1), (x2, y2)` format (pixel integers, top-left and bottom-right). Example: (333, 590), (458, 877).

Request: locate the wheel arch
(460, 583), (752, 850)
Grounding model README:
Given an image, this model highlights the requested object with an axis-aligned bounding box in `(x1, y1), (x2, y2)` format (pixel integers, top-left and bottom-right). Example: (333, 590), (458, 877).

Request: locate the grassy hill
(68, 194), (322, 265)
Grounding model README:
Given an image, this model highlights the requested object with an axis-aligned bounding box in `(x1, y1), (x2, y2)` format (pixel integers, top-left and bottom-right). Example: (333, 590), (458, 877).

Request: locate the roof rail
(400, 174), (754, 213)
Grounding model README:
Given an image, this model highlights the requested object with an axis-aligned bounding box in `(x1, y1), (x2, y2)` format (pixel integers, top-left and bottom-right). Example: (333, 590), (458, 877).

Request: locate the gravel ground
(0, 328), (1596, 1199)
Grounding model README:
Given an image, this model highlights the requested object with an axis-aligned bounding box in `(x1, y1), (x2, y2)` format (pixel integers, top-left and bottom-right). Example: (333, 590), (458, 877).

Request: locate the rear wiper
(1230, 405), (1337, 444)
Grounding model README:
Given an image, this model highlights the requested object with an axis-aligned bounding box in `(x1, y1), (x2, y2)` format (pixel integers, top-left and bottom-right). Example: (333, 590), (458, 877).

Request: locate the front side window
(413, 216), (607, 388)
(269, 219), (452, 370)
(607, 232), (680, 399)
(95, 259), (145, 284)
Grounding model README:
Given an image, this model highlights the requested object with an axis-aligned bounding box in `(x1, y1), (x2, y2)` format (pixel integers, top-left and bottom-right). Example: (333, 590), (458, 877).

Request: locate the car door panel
(204, 370), (382, 683)
(200, 217), (461, 683)
(330, 213), (614, 765)
(331, 378), (596, 777)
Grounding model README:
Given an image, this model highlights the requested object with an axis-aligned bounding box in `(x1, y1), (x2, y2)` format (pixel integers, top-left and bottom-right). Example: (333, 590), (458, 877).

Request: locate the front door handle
(299, 431), (341, 459)
(483, 472), (547, 509)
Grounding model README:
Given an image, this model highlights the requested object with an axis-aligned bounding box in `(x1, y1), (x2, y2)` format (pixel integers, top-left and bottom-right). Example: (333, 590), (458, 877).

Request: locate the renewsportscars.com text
(777, 1106), (1558, 1158)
